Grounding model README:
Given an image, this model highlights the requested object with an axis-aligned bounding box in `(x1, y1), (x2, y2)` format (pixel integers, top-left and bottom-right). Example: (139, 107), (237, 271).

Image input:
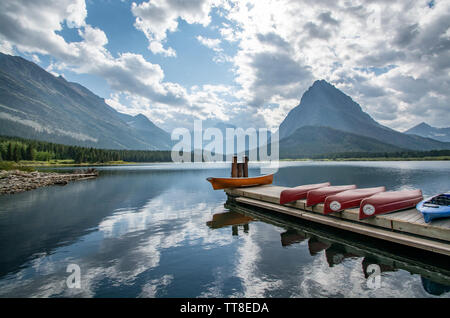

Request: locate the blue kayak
(416, 192), (450, 223)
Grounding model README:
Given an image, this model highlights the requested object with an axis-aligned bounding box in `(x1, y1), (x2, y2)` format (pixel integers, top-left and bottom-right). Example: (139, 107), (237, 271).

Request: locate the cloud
(131, 0), (216, 56)
(318, 11), (340, 26)
(196, 35), (222, 52)
(0, 0), (86, 58)
(1, 0), (449, 133)
(216, 0), (450, 130)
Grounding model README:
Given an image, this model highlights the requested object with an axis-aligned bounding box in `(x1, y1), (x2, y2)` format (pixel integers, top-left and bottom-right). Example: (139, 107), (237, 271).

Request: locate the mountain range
(0, 53), (172, 150)
(0, 53), (449, 156)
(404, 122), (450, 143)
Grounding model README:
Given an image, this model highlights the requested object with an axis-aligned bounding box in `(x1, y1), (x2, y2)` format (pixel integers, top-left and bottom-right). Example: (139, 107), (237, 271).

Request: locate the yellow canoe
(206, 173), (274, 190)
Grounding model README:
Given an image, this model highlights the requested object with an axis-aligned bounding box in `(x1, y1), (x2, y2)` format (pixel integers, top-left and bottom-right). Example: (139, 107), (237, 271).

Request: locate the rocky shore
(0, 168), (99, 194)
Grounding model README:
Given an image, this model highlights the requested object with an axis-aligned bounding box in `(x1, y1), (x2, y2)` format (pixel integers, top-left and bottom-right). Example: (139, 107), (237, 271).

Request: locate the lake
(0, 161), (449, 297)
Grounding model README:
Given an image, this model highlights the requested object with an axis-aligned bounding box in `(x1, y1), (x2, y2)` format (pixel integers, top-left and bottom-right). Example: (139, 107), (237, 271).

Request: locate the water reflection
(362, 257), (397, 279)
(212, 206), (450, 297)
(0, 168), (231, 297)
(206, 211), (254, 236)
(280, 229), (308, 247)
(0, 162), (448, 297)
(325, 244), (359, 267)
(421, 277), (450, 296)
(0, 170), (172, 279)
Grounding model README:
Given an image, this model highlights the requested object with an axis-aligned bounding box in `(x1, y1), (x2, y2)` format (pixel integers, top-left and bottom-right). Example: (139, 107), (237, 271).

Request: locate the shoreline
(0, 168), (99, 195)
(20, 156), (450, 168)
(280, 156), (450, 161)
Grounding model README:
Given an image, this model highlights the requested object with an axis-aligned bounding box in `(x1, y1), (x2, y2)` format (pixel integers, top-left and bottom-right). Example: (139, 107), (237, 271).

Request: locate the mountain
(404, 122), (450, 143)
(280, 126), (405, 158)
(116, 113), (172, 150)
(279, 80), (450, 151)
(0, 53), (172, 150)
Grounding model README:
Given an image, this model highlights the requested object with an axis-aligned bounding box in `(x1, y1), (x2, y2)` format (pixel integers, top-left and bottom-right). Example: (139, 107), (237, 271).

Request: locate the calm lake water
(0, 161), (449, 298)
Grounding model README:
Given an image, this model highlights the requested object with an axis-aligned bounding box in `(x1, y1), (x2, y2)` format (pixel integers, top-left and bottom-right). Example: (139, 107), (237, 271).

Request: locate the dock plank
(384, 209), (418, 222)
(408, 213), (427, 224)
(235, 197), (450, 256)
(225, 185), (450, 243)
(434, 218), (450, 228)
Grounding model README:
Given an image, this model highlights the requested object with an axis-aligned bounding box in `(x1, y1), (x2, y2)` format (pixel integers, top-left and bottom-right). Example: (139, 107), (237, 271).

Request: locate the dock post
(237, 162), (243, 177)
(244, 156), (249, 177)
(231, 156), (238, 177)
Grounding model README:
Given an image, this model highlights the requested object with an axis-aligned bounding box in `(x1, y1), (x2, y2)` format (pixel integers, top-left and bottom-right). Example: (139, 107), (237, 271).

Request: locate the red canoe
(359, 189), (423, 219)
(306, 185), (357, 206)
(280, 182), (331, 204)
(323, 186), (386, 214)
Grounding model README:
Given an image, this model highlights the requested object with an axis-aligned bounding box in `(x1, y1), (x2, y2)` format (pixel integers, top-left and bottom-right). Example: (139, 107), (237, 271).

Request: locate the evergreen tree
(13, 145), (21, 162)
(21, 145), (27, 161)
(7, 143), (13, 161)
(26, 145), (35, 161)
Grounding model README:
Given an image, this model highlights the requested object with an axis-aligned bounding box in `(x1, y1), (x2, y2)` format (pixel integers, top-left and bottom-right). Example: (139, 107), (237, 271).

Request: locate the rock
(0, 169), (98, 194)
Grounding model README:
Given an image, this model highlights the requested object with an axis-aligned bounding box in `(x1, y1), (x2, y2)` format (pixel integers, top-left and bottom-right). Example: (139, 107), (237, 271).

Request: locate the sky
(0, 0), (449, 133)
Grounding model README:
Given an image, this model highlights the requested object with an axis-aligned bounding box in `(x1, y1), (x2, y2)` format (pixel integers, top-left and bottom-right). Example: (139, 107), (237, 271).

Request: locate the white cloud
(0, 39), (14, 55)
(196, 35), (222, 52)
(0, 0), (86, 58)
(131, 0), (217, 56)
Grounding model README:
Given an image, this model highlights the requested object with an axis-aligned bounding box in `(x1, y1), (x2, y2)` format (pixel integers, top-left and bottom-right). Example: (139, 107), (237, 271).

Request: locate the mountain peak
(405, 122), (450, 142)
(415, 122), (432, 129)
(134, 113), (149, 121)
(306, 79), (345, 98)
(311, 79), (332, 87)
(279, 79), (450, 150)
(279, 79), (377, 140)
(308, 80), (337, 93)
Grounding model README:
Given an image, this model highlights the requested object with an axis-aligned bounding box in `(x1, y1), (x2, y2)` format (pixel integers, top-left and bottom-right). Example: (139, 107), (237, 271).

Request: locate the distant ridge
(405, 122), (450, 143)
(279, 126), (405, 158)
(0, 53), (172, 150)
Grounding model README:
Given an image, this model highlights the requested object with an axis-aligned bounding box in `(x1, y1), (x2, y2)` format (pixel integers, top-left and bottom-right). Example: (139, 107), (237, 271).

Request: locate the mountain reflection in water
(0, 162), (449, 297)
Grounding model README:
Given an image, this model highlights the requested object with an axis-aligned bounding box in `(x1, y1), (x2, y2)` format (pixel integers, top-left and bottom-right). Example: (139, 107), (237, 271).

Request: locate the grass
(0, 161), (35, 172)
(1, 159), (136, 171)
(18, 159), (135, 167)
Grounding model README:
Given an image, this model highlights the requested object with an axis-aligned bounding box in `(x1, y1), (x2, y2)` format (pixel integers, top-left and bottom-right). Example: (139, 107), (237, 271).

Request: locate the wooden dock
(225, 185), (450, 256)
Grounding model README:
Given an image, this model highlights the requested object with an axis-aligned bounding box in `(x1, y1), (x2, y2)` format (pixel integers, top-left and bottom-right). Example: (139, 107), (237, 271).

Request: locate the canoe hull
(416, 193), (450, 223)
(206, 174), (274, 190)
(323, 186), (386, 214)
(280, 182), (331, 205)
(359, 189), (423, 219)
(306, 185), (357, 206)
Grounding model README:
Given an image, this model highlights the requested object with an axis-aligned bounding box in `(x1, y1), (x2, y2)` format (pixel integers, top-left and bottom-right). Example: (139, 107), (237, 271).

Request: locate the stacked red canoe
(323, 187), (386, 214)
(279, 183), (423, 219)
(280, 182), (330, 204)
(306, 185), (357, 206)
(359, 189), (423, 219)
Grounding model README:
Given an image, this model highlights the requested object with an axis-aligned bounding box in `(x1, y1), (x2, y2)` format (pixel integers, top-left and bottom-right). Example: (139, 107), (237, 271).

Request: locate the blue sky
(0, 0), (449, 132)
(53, 0), (238, 103)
